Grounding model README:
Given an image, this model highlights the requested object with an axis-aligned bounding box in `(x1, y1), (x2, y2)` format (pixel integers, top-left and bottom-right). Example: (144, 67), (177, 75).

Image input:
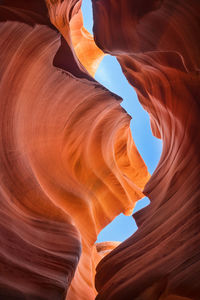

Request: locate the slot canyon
(0, 0), (199, 299)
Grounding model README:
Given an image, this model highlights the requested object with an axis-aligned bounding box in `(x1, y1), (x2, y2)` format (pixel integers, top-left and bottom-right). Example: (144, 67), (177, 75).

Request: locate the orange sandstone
(0, 1), (149, 299)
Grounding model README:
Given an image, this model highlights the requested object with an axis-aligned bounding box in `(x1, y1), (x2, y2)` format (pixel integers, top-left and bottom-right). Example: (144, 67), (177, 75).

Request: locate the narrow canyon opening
(82, 0), (162, 243)
(1, 1), (199, 299)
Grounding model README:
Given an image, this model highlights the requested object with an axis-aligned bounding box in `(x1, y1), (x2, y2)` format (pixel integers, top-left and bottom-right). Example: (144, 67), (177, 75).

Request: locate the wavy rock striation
(0, 1), (149, 299)
(93, 0), (200, 299)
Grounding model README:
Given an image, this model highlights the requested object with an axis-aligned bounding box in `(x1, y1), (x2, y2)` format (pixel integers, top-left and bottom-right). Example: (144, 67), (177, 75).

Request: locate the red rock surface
(2, 0), (199, 299)
(92, 0), (200, 299)
(0, 1), (149, 299)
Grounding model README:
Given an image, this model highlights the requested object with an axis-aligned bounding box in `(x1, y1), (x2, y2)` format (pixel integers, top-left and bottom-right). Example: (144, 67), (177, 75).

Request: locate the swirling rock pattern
(93, 0), (200, 299)
(0, 1), (149, 299)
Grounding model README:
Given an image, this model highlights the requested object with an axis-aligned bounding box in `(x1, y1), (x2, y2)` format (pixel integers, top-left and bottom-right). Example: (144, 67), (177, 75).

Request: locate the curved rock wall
(93, 0), (200, 299)
(0, 1), (149, 299)
(2, 0), (199, 299)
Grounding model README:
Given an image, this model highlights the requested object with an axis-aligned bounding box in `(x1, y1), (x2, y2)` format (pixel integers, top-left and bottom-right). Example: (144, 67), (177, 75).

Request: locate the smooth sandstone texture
(0, 1), (149, 299)
(93, 0), (200, 299)
(70, 9), (104, 77)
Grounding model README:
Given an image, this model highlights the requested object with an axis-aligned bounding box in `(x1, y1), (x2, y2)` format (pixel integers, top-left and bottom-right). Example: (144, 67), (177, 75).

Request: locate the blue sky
(82, 0), (162, 242)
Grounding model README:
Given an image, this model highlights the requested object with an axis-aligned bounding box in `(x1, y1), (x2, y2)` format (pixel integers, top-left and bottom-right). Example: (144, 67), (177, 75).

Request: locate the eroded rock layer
(0, 1), (149, 299)
(93, 0), (200, 299)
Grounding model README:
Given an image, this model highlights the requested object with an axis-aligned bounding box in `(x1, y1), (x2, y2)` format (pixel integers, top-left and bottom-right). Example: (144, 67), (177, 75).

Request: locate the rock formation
(0, 1), (149, 299)
(69, 8), (104, 77)
(1, 0), (199, 299)
(92, 0), (200, 299)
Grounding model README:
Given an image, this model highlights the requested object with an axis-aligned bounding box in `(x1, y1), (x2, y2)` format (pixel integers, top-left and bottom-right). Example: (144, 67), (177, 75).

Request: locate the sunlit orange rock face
(92, 0), (200, 299)
(70, 9), (104, 77)
(0, 1), (149, 299)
